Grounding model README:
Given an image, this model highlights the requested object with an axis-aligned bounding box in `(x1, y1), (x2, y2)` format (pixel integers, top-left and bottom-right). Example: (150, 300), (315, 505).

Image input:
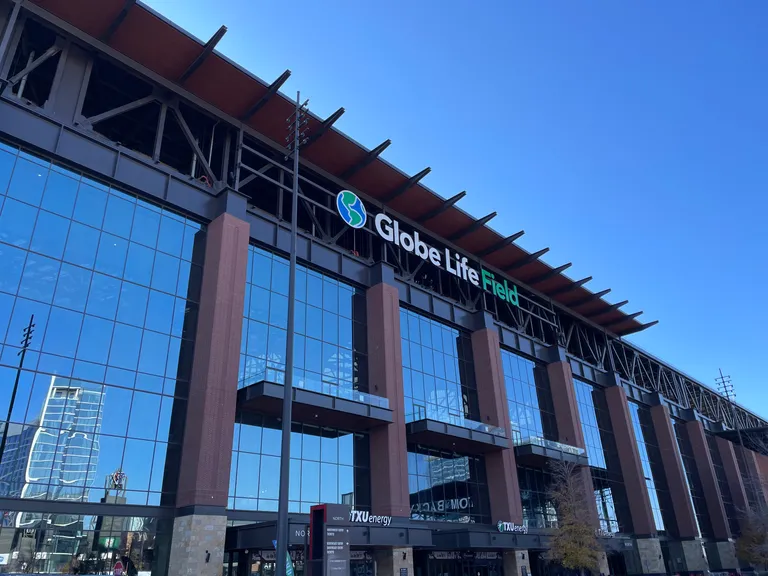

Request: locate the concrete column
(374, 547), (413, 576)
(597, 551), (609, 576)
(169, 212), (250, 576)
(546, 350), (599, 526)
(624, 538), (664, 576)
(471, 322), (523, 523)
(648, 404), (698, 539)
(367, 280), (410, 517)
(604, 386), (656, 537)
(716, 436), (750, 522)
(502, 550), (530, 576)
(705, 541), (739, 572)
(684, 420), (731, 541)
(666, 541), (708, 574)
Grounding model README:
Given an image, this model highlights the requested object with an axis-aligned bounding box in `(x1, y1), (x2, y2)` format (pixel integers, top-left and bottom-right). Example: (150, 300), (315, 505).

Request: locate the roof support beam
(547, 276), (592, 297)
(179, 25), (227, 84)
(383, 167), (431, 202)
(527, 263), (573, 285)
(620, 320), (659, 335)
(416, 191), (466, 224)
(302, 107), (345, 150)
(241, 69), (291, 121)
(586, 300), (629, 318)
(447, 212), (497, 242)
(7, 44), (62, 86)
(504, 247), (550, 271)
(84, 94), (156, 126)
(102, 0), (137, 43)
(605, 311), (644, 328)
(171, 105), (215, 185)
(476, 231), (525, 257)
(340, 139), (391, 180)
(568, 289), (611, 307)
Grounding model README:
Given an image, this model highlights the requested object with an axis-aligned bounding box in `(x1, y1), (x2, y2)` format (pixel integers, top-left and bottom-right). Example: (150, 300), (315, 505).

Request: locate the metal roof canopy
(25, 0), (653, 337)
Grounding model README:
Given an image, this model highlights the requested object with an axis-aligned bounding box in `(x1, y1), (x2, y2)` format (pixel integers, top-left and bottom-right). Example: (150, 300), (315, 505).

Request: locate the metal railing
(408, 406), (506, 437)
(512, 434), (586, 456)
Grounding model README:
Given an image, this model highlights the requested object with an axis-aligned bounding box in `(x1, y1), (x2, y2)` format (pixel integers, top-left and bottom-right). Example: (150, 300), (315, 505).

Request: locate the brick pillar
(168, 212), (250, 576)
(471, 324), (523, 523)
(604, 386), (656, 537)
(755, 451), (768, 506)
(684, 420), (730, 541)
(735, 445), (768, 510)
(546, 351), (598, 526)
(716, 437), (750, 523)
(367, 281), (410, 517)
(649, 404), (698, 539)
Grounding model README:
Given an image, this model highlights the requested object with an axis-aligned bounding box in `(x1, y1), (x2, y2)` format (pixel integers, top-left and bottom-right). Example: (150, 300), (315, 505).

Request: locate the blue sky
(144, 0), (767, 416)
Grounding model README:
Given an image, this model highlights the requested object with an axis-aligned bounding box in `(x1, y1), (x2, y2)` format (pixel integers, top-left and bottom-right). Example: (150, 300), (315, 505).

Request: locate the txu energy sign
(336, 190), (519, 307)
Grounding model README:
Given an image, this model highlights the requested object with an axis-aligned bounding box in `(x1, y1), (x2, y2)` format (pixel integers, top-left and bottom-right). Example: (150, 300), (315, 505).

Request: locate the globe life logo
(335, 190), (519, 307)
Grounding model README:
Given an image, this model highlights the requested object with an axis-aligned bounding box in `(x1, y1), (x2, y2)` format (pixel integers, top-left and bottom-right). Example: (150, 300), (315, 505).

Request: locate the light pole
(275, 91), (309, 576)
(0, 315), (35, 463)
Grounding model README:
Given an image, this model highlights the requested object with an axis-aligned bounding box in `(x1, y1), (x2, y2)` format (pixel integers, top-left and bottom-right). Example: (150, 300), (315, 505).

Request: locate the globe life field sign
(335, 191), (520, 307)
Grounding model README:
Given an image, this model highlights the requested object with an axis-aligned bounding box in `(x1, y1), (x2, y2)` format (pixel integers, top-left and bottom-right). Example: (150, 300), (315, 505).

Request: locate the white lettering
(375, 214), (394, 242)
(428, 247), (441, 267)
(467, 268), (479, 286)
(349, 509), (392, 526)
(400, 232), (414, 252)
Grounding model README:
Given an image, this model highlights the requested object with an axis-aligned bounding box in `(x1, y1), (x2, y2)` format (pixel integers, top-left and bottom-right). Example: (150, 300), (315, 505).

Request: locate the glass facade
(229, 413), (370, 513)
(0, 143), (200, 517)
(500, 349), (555, 443)
(628, 402), (668, 533)
(400, 309), (478, 425)
(707, 433), (740, 537)
(0, 513), (165, 575)
(518, 466), (558, 529)
(672, 421), (712, 538)
(573, 379), (622, 533)
(407, 445), (490, 523)
(239, 246), (367, 396)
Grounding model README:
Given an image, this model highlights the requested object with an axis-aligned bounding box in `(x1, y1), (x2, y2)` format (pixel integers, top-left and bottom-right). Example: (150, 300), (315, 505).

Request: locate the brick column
(367, 280), (410, 517)
(546, 351), (598, 526)
(604, 385), (656, 537)
(168, 212), (250, 576)
(471, 322), (523, 524)
(756, 451), (768, 506)
(649, 404), (698, 538)
(684, 420), (730, 541)
(715, 437), (750, 522)
(735, 445), (768, 510)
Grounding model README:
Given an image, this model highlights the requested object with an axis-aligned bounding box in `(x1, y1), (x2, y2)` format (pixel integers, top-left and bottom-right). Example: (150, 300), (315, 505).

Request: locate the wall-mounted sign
(348, 510), (392, 526)
(496, 521), (528, 534)
(595, 529), (615, 538)
(411, 497), (472, 514)
(336, 191), (520, 307)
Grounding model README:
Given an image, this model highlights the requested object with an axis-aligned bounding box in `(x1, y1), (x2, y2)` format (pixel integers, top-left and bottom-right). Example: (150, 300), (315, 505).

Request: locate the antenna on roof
(717, 369), (744, 448)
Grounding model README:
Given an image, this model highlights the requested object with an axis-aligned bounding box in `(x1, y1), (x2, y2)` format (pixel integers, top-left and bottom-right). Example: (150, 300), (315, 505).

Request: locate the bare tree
(735, 433), (768, 571)
(547, 460), (602, 576)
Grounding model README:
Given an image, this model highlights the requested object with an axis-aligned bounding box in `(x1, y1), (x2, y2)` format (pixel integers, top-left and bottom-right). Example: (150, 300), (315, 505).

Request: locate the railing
(512, 434), (586, 456)
(238, 371), (389, 409)
(407, 406), (506, 438)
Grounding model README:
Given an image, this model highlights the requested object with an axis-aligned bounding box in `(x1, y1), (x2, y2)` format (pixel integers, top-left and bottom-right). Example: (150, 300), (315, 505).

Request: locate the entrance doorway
(421, 552), (503, 576)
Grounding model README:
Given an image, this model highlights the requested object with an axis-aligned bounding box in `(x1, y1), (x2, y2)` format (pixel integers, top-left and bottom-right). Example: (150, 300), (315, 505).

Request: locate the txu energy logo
(336, 190), (367, 229)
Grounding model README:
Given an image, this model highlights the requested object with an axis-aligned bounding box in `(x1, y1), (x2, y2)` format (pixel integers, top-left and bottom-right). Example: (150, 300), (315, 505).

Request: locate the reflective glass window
(240, 246), (367, 399)
(517, 466), (558, 529)
(628, 402), (668, 533)
(400, 308), (477, 426)
(408, 445), (489, 524)
(0, 142), (203, 510)
(229, 414), (370, 513)
(501, 349), (555, 443)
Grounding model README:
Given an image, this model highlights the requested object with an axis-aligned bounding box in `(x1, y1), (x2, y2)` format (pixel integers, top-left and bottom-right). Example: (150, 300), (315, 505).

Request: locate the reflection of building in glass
(12, 377), (104, 528)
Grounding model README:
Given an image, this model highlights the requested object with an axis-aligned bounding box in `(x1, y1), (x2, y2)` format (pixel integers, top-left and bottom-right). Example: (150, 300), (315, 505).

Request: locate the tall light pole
(0, 315), (35, 463)
(275, 91), (309, 576)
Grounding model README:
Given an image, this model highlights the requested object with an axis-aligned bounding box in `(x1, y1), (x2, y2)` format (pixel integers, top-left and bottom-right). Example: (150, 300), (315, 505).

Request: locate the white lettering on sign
(410, 497), (472, 514)
(595, 529), (615, 538)
(348, 510), (392, 526)
(496, 521), (528, 534)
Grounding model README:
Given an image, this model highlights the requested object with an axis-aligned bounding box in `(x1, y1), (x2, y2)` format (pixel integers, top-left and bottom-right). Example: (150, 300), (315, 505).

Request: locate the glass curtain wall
(573, 379), (623, 533)
(672, 421), (712, 538)
(407, 445), (490, 523)
(628, 402), (669, 534)
(239, 246), (367, 398)
(518, 467), (558, 529)
(400, 309), (478, 425)
(229, 414), (370, 513)
(0, 142), (200, 518)
(500, 349), (556, 443)
(707, 434), (740, 536)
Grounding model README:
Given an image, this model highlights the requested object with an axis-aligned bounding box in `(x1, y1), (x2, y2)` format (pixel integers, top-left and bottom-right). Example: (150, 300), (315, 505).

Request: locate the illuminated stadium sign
(336, 191), (519, 307)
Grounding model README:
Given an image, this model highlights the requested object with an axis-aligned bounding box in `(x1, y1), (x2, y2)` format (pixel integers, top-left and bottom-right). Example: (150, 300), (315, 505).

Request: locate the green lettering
(481, 269), (493, 292)
(506, 282), (519, 307)
(495, 280), (506, 301)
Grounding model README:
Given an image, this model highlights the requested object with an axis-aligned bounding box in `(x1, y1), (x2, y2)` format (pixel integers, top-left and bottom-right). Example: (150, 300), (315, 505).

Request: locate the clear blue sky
(145, 0), (767, 417)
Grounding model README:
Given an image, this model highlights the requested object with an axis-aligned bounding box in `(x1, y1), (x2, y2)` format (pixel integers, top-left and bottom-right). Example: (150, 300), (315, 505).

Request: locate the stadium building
(0, 2), (767, 576)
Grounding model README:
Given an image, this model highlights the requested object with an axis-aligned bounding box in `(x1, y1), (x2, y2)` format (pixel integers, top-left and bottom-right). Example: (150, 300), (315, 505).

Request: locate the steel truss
(1, 0), (764, 433)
